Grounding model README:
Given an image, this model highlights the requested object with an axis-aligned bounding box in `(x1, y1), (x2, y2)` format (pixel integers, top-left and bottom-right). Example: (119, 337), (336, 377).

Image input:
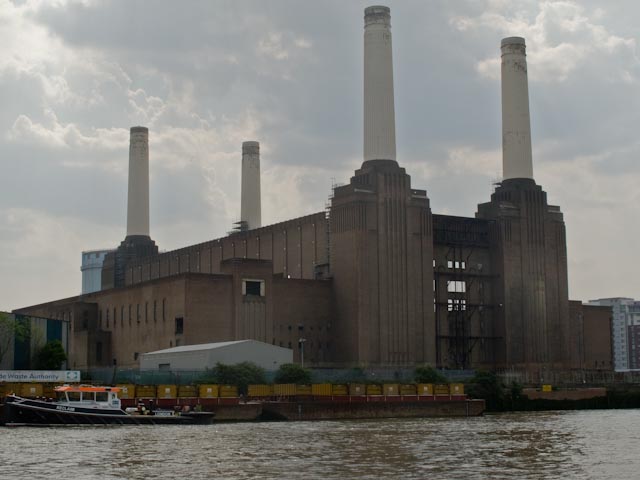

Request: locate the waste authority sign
(0, 371), (81, 382)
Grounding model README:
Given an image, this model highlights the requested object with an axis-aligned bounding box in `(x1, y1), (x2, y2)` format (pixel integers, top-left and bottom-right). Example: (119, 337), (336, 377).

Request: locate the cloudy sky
(1, 0), (638, 311)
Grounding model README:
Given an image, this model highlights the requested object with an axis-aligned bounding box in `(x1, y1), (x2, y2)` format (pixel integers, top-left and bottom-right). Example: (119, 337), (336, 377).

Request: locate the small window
(447, 280), (466, 293)
(243, 279), (265, 296)
(134, 352), (139, 361)
(175, 317), (184, 335)
(447, 260), (453, 269)
(96, 342), (103, 362)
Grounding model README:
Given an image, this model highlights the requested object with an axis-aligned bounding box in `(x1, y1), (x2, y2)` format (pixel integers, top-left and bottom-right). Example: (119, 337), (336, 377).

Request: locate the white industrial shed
(140, 340), (293, 371)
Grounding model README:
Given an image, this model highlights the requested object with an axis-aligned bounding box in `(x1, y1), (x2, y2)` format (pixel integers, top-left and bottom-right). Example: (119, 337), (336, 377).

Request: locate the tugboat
(2, 385), (214, 426)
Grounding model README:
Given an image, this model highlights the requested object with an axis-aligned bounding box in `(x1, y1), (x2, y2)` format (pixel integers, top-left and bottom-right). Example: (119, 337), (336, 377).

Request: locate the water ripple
(1, 410), (639, 479)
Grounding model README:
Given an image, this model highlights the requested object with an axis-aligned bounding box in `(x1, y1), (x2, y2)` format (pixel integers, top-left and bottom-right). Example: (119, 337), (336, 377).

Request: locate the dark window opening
(96, 342), (103, 362)
(245, 280), (262, 296)
(175, 317), (184, 335)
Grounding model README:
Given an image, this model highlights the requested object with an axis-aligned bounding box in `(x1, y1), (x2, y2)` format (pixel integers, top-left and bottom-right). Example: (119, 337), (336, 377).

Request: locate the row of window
(273, 339), (329, 350)
(100, 299), (167, 329)
(278, 324), (331, 332)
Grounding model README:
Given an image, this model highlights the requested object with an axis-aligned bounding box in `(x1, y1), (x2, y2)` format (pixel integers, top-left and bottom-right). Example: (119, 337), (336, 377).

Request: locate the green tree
(274, 363), (312, 384)
(414, 365), (448, 384)
(466, 370), (506, 411)
(33, 340), (67, 370)
(0, 312), (29, 366)
(213, 362), (267, 395)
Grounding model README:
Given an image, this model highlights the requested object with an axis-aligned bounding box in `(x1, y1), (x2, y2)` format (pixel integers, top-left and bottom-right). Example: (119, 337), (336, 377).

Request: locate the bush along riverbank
(465, 371), (640, 412)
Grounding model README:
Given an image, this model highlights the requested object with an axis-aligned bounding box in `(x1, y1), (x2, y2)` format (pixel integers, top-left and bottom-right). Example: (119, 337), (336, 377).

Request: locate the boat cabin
(55, 385), (122, 410)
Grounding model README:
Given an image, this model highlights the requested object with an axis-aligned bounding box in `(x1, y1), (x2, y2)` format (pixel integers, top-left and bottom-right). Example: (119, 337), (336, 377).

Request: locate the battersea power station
(16, 7), (612, 373)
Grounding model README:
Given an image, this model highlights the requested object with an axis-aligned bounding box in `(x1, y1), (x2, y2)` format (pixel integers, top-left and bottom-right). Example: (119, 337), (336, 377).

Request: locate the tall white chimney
(501, 37), (534, 180)
(126, 126), (150, 237)
(363, 5), (396, 162)
(241, 141), (261, 230)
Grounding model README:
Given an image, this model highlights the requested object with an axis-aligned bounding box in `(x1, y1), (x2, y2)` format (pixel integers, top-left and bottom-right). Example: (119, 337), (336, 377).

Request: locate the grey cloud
(1, 0), (640, 309)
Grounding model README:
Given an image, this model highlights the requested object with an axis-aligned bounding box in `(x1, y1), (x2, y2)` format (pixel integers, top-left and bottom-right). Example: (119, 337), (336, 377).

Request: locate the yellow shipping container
(311, 383), (332, 396)
(434, 384), (450, 395)
(219, 385), (239, 398)
(178, 385), (197, 397)
(157, 385), (177, 398)
(274, 384), (296, 396)
(295, 384), (312, 395)
(417, 383), (434, 395)
(135, 385), (157, 398)
(349, 383), (366, 396)
(450, 383), (465, 395)
(366, 384), (382, 395)
(383, 384), (400, 396)
(332, 384), (348, 396)
(43, 383), (62, 399)
(21, 383), (44, 397)
(198, 384), (219, 398)
(542, 384), (552, 392)
(3, 383), (21, 396)
(400, 384), (417, 396)
(247, 384), (271, 397)
(116, 384), (136, 399)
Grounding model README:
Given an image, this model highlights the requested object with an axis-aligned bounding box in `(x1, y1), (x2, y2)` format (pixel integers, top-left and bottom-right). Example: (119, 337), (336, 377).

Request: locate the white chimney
(501, 37), (534, 180)
(126, 126), (150, 237)
(363, 5), (396, 162)
(241, 141), (261, 230)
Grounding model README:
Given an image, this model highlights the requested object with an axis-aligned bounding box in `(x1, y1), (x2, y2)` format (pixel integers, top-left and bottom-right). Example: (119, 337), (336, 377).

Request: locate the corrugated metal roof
(142, 340), (251, 356)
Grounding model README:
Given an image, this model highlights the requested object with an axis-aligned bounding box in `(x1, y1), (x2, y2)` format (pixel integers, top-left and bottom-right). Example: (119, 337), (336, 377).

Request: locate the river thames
(1, 409), (639, 479)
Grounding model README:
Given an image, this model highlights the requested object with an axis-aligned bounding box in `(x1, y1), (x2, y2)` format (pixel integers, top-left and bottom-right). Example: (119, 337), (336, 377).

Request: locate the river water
(1, 409), (639, 479)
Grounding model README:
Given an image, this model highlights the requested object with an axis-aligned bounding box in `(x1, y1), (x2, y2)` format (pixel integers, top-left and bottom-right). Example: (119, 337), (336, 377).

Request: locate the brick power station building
(16, 7), (612, 374)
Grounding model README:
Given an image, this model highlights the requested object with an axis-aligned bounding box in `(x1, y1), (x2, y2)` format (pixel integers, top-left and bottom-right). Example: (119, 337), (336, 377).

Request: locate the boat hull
(2, 396), (214, 426)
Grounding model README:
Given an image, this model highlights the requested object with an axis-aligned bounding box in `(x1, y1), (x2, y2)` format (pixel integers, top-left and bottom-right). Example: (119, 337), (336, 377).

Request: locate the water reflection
(1, 410), (639, 479)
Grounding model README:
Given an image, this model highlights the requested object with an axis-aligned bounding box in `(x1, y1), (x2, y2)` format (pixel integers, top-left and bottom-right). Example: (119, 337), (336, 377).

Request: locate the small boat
(2, 385), (214, 426)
